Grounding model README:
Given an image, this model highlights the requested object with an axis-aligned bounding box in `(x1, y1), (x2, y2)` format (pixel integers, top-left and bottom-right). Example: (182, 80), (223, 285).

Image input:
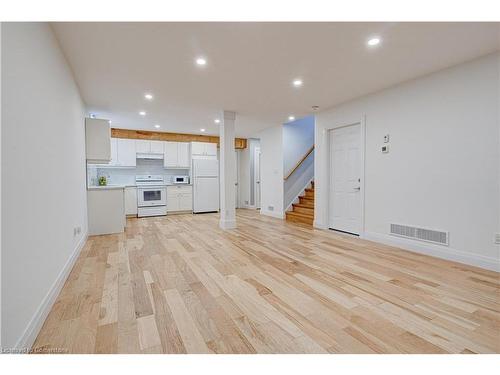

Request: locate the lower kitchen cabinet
(124, 186), (137, 215)
(167, 185), (192, 212)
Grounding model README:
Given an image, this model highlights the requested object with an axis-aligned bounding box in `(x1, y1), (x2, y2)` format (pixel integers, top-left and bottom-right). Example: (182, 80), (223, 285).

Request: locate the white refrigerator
(192, 159), (219, 213)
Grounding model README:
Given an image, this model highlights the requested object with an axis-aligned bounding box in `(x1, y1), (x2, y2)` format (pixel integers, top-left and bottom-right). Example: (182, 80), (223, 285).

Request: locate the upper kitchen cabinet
(104, 138), (136, 167)
(178, 142), (191, 167)
(85, 118), (111, 163)
(136, 139), (164, 157)
(191, 142), (217, 159)
(164, 141), (191, 168)
(116, 138), (136, 167)
(150, 140), (164, 154)
(136, 140), (150, 154)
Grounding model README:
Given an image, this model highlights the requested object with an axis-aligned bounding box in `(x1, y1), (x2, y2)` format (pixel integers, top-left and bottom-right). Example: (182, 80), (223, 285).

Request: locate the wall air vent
(390, 223), (449, 246)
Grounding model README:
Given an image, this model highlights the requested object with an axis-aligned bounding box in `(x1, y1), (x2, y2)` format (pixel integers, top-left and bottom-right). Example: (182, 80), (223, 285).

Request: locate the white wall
(283, 115), (315, 210)
(256, 126), (284, 218)
(283, 115), (315, 174)
(315, 53), (500, 271)
(1, 23), (88, 348)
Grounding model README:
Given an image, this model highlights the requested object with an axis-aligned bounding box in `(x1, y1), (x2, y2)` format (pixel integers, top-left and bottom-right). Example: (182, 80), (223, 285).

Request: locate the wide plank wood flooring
(33, 209), (500, 353)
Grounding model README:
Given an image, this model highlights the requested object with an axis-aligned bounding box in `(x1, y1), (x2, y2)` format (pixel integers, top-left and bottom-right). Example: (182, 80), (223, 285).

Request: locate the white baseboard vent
(390, 223), (449, 246)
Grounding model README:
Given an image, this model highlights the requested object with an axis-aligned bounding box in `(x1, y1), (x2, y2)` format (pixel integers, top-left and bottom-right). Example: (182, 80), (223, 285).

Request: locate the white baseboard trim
(363, 231), (500, 272)
(239, 204), (255, 210)
(14, 232), (89, 351)
(260, 210), (285, 219)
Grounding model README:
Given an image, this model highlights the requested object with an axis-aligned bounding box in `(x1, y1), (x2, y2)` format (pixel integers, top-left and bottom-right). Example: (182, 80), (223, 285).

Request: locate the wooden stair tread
(286, 211), (314, 219)
(299, 196), (314, 201)
(286, 181), (315, 226)
(293, 203), (313, 209)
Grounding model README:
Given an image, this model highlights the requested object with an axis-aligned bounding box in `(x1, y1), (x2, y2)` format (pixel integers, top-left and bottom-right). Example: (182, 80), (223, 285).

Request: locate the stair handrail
(283, 146), (314, 181)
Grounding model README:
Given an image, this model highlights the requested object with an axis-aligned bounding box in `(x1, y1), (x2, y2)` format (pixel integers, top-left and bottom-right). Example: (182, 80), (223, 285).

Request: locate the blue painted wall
(283, 115), (315, 174)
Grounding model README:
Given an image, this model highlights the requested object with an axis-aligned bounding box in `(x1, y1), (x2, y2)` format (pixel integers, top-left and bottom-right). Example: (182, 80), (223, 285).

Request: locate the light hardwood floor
(33, 209), (500, 353)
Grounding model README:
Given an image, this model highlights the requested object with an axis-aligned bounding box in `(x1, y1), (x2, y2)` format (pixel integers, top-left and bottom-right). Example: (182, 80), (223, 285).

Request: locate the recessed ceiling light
(144, 93), (153, 100)
(214, 119), (220, 124)
(154, 124), (160, 129)
(196, 57), (207, 66)
(367, 37), (381, 46)
(139, 111), (146, 116)
(292, 79), (303, 87)
(288, 116), (295, 121)
(200, 128), (206, 132)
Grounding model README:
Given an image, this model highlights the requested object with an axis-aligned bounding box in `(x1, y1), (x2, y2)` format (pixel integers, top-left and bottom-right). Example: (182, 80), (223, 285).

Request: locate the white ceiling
(52, 22), (500, 138)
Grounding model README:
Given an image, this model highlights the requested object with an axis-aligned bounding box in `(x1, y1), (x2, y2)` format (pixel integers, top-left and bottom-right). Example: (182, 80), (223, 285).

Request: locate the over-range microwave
(173, 175), (189, 184)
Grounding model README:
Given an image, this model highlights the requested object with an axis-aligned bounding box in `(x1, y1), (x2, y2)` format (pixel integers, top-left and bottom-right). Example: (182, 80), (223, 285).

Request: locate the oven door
(137, 187), (166, 207)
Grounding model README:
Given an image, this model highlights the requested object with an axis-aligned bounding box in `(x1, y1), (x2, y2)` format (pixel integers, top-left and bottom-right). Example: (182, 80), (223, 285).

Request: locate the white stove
(135, 175), (167, 217)
(135, 174), (165, 187)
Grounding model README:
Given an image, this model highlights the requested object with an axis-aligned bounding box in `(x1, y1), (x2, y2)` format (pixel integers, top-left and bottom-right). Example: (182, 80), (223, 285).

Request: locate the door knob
(354, 187), (360, 191)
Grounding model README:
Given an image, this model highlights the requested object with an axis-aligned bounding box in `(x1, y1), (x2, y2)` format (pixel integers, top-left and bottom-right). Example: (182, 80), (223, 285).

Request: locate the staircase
(285, 181), (314, 225)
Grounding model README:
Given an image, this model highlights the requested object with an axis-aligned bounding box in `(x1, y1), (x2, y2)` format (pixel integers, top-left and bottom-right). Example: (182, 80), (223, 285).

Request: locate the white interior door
(329, 124), (362, 235)
(254, 147), (261, 209)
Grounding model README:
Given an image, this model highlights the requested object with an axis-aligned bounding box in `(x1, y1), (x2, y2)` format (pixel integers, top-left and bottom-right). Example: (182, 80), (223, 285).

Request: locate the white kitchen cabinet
(117, 139), (136, 167)
(191, 142), (217, 159)
(178, 142), (191, 168)
(164, 141), (191, 168)
(205, 142), (217, 156)
(136, 139), (164, 155)
(164, 141), (178, 168)
(136, 140), (150, 153)
(167, 185), (192, 212)
(150, 140), (164, 154)
(102, 138), (136, 167)
(124, 187), (137, 216)
(85, 118), (111, 163)
(110, 137), (118, 165)
(179, 190), (193, 211)
(191, 141), (205, 156)
(87, 187), (125, 235)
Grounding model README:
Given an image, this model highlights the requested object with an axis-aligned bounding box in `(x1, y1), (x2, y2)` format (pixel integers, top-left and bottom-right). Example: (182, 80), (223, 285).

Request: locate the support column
(219, 110), (237, 229)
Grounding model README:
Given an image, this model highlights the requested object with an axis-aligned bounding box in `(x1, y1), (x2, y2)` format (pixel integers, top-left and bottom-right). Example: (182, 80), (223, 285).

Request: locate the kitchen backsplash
(87, 159), (189, 186)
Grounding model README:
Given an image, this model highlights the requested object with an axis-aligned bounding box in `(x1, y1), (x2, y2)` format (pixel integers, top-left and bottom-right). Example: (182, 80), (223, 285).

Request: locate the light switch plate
(495, 233), (500, 244)
(382, 145), (389, 153)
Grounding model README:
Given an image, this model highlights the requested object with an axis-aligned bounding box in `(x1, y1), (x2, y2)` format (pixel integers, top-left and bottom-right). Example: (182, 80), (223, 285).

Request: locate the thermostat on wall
(382, 145), (389, 153)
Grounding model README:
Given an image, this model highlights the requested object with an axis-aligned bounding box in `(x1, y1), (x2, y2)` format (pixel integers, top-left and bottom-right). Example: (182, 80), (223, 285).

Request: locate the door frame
(235, 150), (239, 208)
(326, 117), (366, 237)
(254, 146), (261, 209)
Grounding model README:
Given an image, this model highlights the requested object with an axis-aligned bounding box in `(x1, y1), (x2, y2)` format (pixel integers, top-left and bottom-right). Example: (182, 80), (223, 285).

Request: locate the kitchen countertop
(87, 185), (126, 191)
(128, 183), (193, 187)
(88, 183), (192, 190)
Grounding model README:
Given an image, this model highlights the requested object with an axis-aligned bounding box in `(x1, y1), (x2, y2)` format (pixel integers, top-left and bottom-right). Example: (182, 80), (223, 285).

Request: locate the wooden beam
(111, 128), (247, 149)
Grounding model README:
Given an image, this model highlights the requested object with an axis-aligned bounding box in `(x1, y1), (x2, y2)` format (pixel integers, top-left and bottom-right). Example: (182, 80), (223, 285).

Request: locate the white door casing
(235, 150), (239, 208)
(329, 123), (362, 235)
(254, 147), (261, 209)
